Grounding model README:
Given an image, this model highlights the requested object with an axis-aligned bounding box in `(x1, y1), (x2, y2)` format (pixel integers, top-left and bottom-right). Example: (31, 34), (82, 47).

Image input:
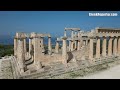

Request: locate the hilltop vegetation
(0, 44), (14, 57)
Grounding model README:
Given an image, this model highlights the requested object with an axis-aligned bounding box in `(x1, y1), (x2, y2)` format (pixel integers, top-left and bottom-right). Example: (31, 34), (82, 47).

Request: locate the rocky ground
(75, 64), (120, 79)
(0, 57), (13, 79)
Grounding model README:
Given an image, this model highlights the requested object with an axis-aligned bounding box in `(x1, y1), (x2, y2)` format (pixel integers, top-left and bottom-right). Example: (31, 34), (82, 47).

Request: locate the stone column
(48, 37), (52, 55)
(75, 40), (77, 50)
(71, 30), (74, 39)
(29, 38), (32, 57)
(24, 38), (27, 54)
(55, 41), (59, 53)
(71, 40), (74, 51)
(64, 30), (67, 37)
(113, 37), (117, 56)
(14, 38), (17, 56)
(96, 37), (100, 58)
(86, 40), (88, 45)
(41, 37), (44, 53)
(62, 37), (67, 64)
(108, 37), (113, 56)
(69, 40), (71, 51)
(17, 38), (25, 73)
(78, 30), (80, 38)
(89, 37), (93, 60)
(118, 37), (120, 55)
(75, 31), (77, 38)
(77, 40), (80, 50)
(34, 37), (42, 70)
(102, 37), (106, 57)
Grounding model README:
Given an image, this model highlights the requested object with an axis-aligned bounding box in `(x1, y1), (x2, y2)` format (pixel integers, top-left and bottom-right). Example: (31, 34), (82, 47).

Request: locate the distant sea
(0, 35), (62, 45)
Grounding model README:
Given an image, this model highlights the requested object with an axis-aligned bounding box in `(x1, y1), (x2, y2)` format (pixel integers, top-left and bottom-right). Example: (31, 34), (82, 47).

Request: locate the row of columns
(89, 36), (120, 60)
(14, 34), (52, 72)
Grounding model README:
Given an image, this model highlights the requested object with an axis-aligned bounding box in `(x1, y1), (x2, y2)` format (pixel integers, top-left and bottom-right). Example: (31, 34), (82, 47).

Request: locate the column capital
(96, 36), (100, 38)
(29, 37), (33, 39)
(109, 36), (114, 39)
(89, 36), (94, 39)
(103, 36), (106, 38)
(62, 37), (67, 40)
(114, 36), (118, 38)
(48, 36), (51, 38)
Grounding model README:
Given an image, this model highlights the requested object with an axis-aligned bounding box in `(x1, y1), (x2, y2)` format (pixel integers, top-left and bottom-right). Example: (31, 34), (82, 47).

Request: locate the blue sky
(0, 11), (120, 37)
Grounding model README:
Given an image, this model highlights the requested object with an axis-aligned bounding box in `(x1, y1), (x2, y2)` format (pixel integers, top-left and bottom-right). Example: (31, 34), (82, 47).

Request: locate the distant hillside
(0, 35), (13, 45)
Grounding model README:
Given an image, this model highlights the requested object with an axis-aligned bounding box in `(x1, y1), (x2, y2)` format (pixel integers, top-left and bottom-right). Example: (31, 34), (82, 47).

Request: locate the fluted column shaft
(102, 37), (106, 57)
(89, 38), (93, 60)
(108, 37), (113, 56)
(96, 37), (100, 58)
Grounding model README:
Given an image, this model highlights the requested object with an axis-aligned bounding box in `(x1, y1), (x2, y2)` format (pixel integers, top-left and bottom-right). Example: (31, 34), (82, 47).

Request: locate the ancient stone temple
(9, 27), (120, 79)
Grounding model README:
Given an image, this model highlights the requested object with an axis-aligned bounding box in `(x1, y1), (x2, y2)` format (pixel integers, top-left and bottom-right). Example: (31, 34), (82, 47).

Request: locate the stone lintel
(65, 28), (80, 31)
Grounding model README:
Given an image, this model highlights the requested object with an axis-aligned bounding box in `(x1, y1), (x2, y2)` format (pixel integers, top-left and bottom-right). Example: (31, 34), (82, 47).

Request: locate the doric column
(29, 38), (32, 57)
(108, 37), (113, 56)
(71, 30), (74, 39)
(69, 40), (71, 51)
(78, 30), (80, 38)
(41, 37), (45, 53)
(71, 40), (74, 51)
(48, 36), (52, 55)
(62, 37), (67, 64)
(14, 38), (17, 56)
(118, 37), (120, 55)
(89, 37), (93, 60)
(86, 40), (88, 45)
(34, 37), (42, 70)
(77, 40), (80, 50)
(75, 40), (77, 50)
(23, 38), (27, 55)
(102, 37), (106, 57)
(64, 30), (67, 37)
(55, 41), (59, 53)
(75, 31), (77, 38)
(113, 37), (117, 56)
(96, 37), (100, 58)
(17, 38), (25, 73)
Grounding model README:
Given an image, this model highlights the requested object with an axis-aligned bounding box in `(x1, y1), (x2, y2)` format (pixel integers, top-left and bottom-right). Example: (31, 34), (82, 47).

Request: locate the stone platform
(1, 56), (120, 79)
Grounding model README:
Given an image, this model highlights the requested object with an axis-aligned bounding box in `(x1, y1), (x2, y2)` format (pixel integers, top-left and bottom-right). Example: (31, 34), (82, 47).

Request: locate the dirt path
(76, 64), (120, 79)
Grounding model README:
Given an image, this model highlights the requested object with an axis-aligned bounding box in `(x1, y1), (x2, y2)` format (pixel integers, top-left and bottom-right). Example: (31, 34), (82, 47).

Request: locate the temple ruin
(1, 27), (120, 79)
